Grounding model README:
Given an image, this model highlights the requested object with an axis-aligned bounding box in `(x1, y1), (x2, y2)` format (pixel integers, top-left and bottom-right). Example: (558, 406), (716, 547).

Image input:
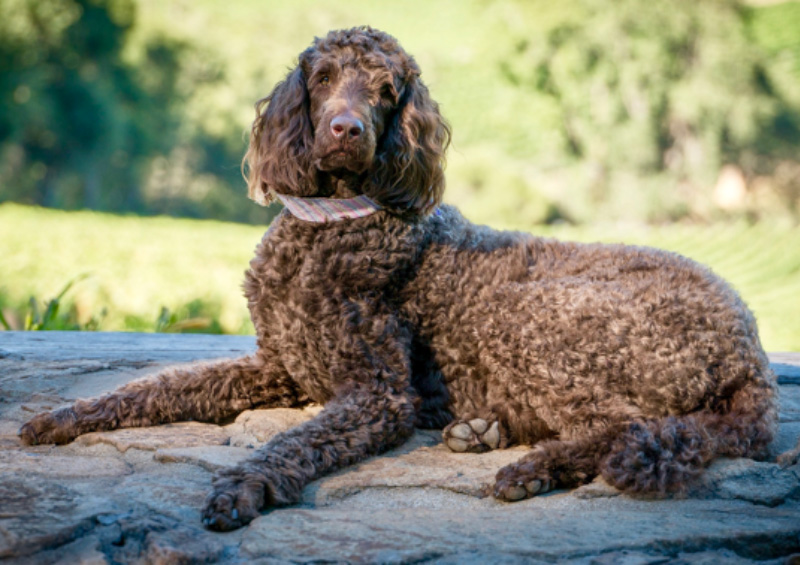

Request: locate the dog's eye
(320, 75), (330, 86)
(380, 84), (395, 102)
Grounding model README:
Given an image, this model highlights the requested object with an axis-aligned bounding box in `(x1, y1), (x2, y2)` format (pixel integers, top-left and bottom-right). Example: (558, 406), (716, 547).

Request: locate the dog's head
(244, 27), (451, 217)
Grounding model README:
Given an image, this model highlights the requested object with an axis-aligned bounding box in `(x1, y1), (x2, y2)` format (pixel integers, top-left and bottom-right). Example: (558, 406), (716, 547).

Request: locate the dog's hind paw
(494, 477), (555, 501)
(493, 460), (556, 502)
(443, 417), (504, 453)
(202, 475), (266, 532)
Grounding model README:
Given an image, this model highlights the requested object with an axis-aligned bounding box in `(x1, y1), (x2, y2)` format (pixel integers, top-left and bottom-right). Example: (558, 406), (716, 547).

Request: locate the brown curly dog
(21, 27), (780, 531)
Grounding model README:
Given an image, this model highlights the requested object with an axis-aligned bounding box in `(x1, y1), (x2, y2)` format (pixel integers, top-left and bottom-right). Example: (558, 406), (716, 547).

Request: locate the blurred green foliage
(151, 302), (223, 334)
(0, 274), (106, 331)
(0, 0), (260, 222)
(498, 0), (800, 223)
(1, 0), (799, 227)
(0, 264), (225, 334)
(0, 203), (257, 334)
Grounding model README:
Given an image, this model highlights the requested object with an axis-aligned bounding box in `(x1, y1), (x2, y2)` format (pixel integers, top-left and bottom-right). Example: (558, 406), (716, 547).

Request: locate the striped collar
(274, 192), (382, 223)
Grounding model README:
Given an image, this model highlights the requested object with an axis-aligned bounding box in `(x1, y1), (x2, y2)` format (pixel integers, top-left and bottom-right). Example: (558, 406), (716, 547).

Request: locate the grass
(0, 203), (261, 335)
(2, 202), (799, 351)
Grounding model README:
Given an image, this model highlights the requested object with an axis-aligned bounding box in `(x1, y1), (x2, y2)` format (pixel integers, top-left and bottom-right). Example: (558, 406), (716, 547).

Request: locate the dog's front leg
(202, 381), (416, 531)
(20, 353), (304, 445)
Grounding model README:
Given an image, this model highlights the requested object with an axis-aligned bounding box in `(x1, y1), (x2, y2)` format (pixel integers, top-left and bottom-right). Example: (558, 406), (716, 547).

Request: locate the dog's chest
(251, 224), (420, 402)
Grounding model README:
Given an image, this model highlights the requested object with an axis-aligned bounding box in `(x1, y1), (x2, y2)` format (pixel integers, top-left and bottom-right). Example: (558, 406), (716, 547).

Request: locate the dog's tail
(600, 368), (777, 494)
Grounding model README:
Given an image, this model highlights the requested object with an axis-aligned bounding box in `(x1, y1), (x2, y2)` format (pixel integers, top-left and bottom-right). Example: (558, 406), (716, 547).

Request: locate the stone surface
(304, 430), (530, 505)
(239, 498), (800, 564)
(225, 406), (321, 448)
(75, 421), (231, 452)
(154, 445), (253, 472)
(693, 458), (800, 506)
(0, 331), (799, 563)
(770, 421), (800, 457)
(780, 385), (800, 422)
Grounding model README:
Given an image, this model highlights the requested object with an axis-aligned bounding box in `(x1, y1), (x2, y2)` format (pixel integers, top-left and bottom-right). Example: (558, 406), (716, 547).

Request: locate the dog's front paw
(19, 408), (79, 445)
(202, 474), (266, 531)
(443, 417), (503, 453)
(493, 461), (555, 502)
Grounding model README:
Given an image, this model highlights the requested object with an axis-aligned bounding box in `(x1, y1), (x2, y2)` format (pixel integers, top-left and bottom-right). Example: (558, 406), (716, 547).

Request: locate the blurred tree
(3, 0), (152, 210)
(501, 0), (800, 222)
(0, 0), (257, 221)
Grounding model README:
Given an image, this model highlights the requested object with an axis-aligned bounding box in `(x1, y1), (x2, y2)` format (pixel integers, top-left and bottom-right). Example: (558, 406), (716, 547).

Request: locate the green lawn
(0, 204), (262, 335)
(2, 203), (798, 351)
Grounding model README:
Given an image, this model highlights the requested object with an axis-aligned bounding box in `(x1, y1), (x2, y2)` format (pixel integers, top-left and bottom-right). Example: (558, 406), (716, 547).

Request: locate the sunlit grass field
(1, 202), (798, 351)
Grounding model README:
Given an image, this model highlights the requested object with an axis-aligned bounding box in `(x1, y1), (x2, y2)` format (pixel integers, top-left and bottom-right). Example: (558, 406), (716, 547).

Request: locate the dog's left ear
(243, 61), (315, 205)
(369, 74), (451, 217)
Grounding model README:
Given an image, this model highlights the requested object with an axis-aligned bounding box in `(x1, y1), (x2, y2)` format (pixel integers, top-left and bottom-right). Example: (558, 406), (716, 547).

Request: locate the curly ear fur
(369, 75), (451, 217)
(243, 64), (315, 205)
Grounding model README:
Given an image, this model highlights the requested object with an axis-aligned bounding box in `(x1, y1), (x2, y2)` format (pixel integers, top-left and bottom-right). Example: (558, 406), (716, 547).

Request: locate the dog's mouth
(324, 149), (351, 160)
(317, 145), (371, 173)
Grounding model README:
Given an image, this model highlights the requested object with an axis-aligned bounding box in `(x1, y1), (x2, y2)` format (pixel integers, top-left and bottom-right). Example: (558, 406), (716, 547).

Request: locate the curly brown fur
(21, 26), (781, 531)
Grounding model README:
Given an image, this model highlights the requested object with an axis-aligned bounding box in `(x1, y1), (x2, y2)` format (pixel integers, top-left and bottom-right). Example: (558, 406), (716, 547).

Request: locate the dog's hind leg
(601, 375), (777, 494)
(494, 371), (778, 501)
(493, 426), (621, 501)
(19, 353), (304, 445)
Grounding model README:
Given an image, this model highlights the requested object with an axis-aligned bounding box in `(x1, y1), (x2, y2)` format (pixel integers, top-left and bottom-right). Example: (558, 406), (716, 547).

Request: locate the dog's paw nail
(504, 485), (527, 501)
(449, 423), (472, 440)
(482, 421), (500, 449)
(525, 480), (541, 494)
(232, 508), (239, 520)
(468, 418), (488, 434)
(447, 437), (469, 452)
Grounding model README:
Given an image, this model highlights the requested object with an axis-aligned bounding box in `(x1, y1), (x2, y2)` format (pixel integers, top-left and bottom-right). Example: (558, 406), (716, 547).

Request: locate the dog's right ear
(243, 63), (314, 205)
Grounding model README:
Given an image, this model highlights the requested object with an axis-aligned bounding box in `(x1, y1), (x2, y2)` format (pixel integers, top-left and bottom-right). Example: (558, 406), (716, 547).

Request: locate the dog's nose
(330, 115), (364, 140)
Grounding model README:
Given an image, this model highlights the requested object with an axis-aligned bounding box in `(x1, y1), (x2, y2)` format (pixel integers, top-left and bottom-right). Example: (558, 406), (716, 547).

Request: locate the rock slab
(1, 332), (799, 564)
